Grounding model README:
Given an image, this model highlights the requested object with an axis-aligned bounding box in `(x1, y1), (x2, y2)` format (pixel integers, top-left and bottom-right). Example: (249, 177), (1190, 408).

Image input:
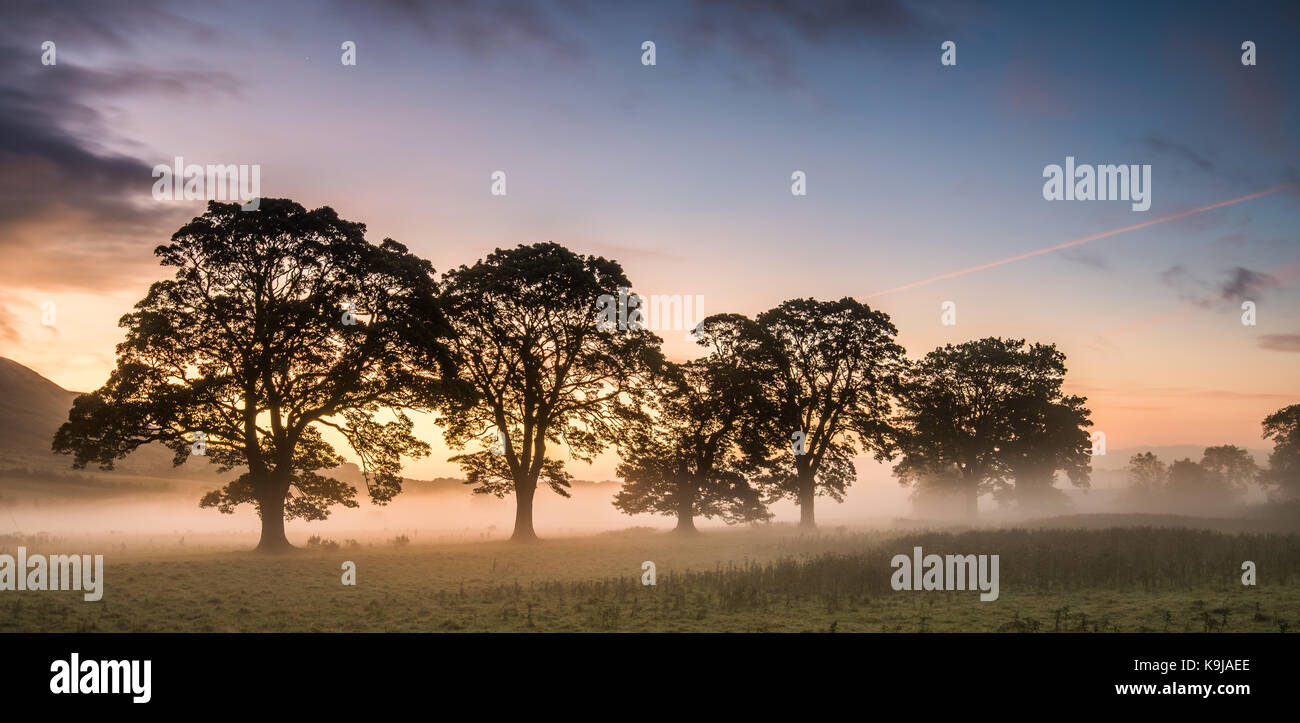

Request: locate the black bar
(0, 633), (1285, 712)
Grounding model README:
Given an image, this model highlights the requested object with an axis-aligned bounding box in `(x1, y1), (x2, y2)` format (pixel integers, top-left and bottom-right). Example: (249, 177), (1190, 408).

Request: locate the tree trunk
(797, 474), (816, 531)
(964, 483), (979, 520)
(511, 479), (539, 543)
(674, 481), (699, 534)
(673, 505), (698, 534)
(255, 479), (293, 553)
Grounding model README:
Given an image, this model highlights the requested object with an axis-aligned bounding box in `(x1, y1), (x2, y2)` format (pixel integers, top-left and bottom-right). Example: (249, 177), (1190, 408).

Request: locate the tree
(998, 392), (1092, 512)
(1162, 448), (1253, 511)
(1199, 445), (1259, 496)
(753, 298), (905, 530)
(1125, 451), (1167, 503)
(1165, 458), (1223, 509)
(52, 199), (458, 552)
(435, 242), (663, 542)
(1261, 404), (1300, 501)
(1124, 451), (1167, 509)
(1126, 452), (1166, 492)
(612, 314), (772, 532)
(892, 338), (1092, 518)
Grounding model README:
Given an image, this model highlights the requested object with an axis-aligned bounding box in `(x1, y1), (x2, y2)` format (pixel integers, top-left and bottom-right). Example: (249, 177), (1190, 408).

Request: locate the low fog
(2, 459), (911, 545)
(1, 447), (1284, 551)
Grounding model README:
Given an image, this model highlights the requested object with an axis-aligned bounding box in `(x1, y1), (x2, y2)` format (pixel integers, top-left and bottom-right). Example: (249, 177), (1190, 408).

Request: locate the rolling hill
(0, 357), (221, 481)
(0, 358), (611, 502)
(0, 356), (79, 461)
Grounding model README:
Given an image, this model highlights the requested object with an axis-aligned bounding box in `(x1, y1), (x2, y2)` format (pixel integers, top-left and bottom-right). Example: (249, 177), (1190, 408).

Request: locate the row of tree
(1126, 407), (1300, 511)
(611, 314), (1097, 531)
(50, 200), (1298, 550)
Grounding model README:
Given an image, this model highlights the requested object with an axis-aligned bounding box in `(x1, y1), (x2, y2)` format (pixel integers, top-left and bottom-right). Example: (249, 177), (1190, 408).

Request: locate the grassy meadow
(3, 522), (1297, 633)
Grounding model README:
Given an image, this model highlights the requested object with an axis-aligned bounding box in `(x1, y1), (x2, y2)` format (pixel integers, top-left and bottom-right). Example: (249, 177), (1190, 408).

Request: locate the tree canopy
(892, 337), (1092, 517)
(751, 298), (905, 529)
(435, 242), (664, 541)
(1262, 404), (1300, 501)
(613, 314), (772, 532)
(52, 199), (459, 551)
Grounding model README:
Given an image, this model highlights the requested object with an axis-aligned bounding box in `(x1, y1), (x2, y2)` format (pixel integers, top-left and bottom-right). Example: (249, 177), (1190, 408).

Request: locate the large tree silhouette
(1261, 404), (1300, 501)
(52, 199), (459, 552)
(436, 242), (662, 542)
(752, 298), (904, 530)
(892, 338), (1091, 518)
(613, 314), (772, 532)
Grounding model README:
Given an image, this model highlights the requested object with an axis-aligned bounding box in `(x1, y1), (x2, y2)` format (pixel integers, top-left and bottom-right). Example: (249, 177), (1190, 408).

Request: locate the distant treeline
(1123, 435), (1298, 515)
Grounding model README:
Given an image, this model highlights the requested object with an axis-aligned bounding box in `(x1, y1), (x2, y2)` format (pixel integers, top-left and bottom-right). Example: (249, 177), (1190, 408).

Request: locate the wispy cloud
(1259, 334), (1300, 353)
(1060, 248), (1111, 271)
(334, 0), (591, 61)
(1158, 264), (1281, 309)
(0, 0), (236, 292)
(686, 0), (930, 92)
(1144, 134), (1215, 172)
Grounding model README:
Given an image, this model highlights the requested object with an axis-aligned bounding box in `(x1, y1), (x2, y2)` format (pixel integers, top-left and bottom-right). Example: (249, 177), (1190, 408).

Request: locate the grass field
(3, 522), (1297, 633)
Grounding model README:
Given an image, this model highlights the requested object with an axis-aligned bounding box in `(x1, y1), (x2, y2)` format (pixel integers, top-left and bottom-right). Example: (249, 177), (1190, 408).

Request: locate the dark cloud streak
(0, 1), (237, 292)
(335, 0), (591, 61)
(1144, 134), (1215, 172)
(1158, 264), (1281, 309)
(1259, 334), (1300, 353)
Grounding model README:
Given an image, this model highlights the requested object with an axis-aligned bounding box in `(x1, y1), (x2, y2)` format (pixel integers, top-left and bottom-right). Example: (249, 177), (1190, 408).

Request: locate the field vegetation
(4, 524), (1294, 633)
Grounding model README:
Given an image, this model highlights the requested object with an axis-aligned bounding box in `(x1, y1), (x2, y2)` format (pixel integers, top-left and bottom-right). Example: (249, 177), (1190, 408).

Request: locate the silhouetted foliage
(1125, 451), (1167, 507)
(1200, 445), (1260, 495)
(1262, 404), (1300, 501)
(1124, 446), (1263, 513)
(892, 338), (1092, 518)
(435, 242), (664, 542)
(1166, 459), (1222, 505)
(52, 199), (460, 551)
(749, 298), (905, 530)
(1156, 446), (1257, 512)
(613, 314), (772, 532)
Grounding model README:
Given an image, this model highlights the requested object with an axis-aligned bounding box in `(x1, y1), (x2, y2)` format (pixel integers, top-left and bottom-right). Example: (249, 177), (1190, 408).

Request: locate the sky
(0, 0), (1297, 484)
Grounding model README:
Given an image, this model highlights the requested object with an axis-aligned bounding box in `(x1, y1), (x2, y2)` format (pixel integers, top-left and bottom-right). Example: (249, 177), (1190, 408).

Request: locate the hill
(0, 356), (79, 460)
(0, 357), (223, 482)
(0, 358), (612, 502)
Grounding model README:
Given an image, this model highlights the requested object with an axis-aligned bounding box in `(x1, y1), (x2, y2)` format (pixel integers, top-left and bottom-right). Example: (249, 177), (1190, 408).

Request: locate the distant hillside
(0, 357), (220, 479)
(0, 359), (616, 501)
(0, 357), (78, 459)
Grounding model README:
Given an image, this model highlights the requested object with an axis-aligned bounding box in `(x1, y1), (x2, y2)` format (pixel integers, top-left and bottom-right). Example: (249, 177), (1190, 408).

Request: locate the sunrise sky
(1, 0), (1297, 481)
